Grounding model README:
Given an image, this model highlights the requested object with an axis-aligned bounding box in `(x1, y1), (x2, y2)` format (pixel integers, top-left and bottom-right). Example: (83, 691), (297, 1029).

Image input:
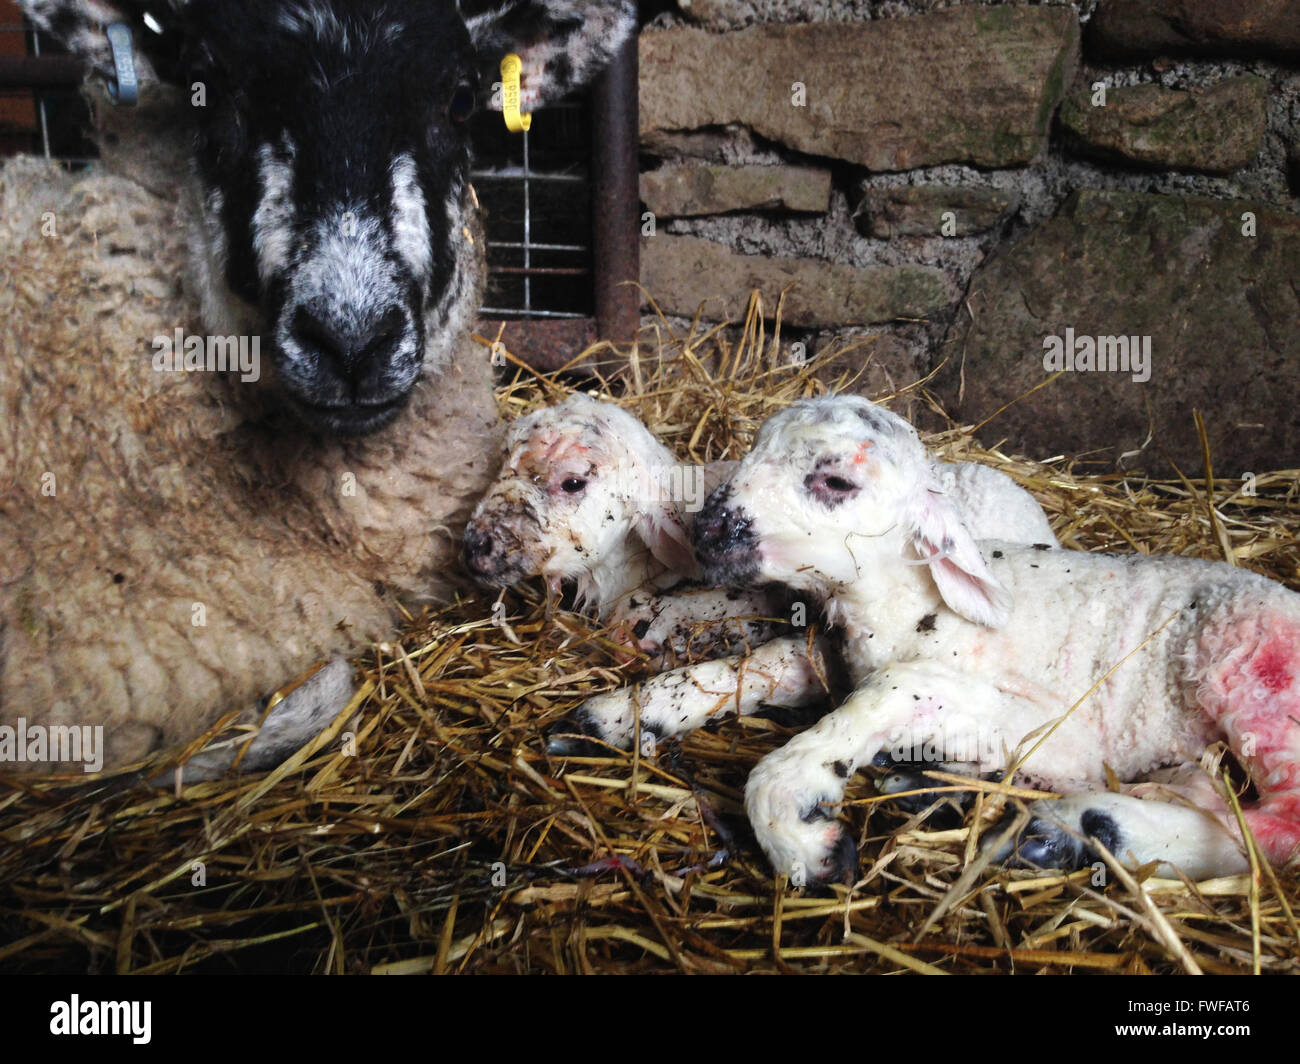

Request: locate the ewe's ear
(634, 507), (697, 576)
(907, 475), (1011, 629)
(465, 0), (637, 109)
(19, 0), (190, 86)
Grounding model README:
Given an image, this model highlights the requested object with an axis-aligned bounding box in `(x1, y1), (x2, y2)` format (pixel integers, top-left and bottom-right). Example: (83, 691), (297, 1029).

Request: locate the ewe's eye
(448, 84), (476, 123)
(561, 477), (588, 495)
(823, 475), (857, 493)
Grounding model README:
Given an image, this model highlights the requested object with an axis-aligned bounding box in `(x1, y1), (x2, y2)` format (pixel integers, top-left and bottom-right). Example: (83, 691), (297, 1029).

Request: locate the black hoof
(823, 831), (859, 886)
(544, 708), (607, 757)
(875, 764), (969, 828)
(997, 815), (1091, 870)
(799, 797), (834, 823)
(878, 769), (935, 810)
(752, 700), (833, 730)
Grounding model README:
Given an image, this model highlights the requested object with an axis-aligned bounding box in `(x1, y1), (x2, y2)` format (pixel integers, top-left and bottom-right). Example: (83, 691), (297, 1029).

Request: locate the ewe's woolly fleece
(0, 154), (499, 769)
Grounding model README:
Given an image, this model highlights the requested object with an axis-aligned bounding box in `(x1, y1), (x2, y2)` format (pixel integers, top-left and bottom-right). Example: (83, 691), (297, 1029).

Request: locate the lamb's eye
(448, 84), (476, 123)
(561, 477), (587, 494)
(805, 471), (859, 504)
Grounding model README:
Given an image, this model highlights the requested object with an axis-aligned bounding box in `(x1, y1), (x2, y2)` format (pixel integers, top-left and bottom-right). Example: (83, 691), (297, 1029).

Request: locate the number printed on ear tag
(106, 22), (139, 106)
(500, 53), (532, 134)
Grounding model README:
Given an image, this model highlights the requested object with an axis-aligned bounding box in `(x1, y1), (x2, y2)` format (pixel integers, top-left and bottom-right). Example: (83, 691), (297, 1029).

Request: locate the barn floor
(3, 305), (1299, 974)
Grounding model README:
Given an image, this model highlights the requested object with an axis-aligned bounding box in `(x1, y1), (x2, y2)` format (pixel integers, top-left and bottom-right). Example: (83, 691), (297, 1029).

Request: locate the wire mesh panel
(468, 100), (594, 321)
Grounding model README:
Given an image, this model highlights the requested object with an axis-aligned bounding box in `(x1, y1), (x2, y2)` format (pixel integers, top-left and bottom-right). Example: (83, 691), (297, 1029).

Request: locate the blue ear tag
(105, 22), (139, 106)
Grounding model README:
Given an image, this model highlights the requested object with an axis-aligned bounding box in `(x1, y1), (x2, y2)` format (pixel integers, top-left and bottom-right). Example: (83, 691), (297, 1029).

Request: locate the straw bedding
(2, 298), (1298, 974)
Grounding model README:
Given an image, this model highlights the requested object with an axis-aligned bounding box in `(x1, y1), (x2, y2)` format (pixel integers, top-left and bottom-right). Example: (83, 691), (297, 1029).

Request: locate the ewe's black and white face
(23, 0), (636, 434)
(185, 2), (477, 433)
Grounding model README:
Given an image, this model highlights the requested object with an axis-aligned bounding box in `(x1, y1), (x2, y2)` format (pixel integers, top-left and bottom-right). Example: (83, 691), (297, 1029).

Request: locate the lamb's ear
(907, 478), (1011, 629)
(634, 506), (697, 576)
(465, 0), (637, 109)
(19, 0), (190, 86)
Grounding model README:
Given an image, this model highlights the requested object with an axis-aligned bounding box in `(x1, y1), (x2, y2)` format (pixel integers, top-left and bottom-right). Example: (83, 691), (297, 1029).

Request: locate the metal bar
(0, 54), (83, 90)
(479, 307), (590, 320)
(471, 170), (586, 183)
(490, 266), (589, 277)
(589, 30), (640, 345)
(522, 128), (531, 314)
(488, 241), (588, 253)
(476, 316), (600, 373)
(29, 29), (53, 159)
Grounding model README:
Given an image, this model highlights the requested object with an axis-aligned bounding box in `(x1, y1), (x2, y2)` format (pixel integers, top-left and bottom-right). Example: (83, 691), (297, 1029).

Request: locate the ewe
(1, 0), (633, 771)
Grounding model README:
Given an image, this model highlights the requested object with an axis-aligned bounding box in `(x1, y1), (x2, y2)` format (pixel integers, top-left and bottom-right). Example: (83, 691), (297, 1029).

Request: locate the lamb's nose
(463, 526), (497, 575)
(290, 303), (408, 394)
(694, 503), (754, 560)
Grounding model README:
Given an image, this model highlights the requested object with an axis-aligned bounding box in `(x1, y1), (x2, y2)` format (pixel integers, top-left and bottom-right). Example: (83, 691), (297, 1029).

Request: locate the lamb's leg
(986, 790), (1248, 879)
(607, 586), (791, 672)
(745, 662), (1021, 885)
(993, 608), (1300, 879)
(547, 635), (831, 754)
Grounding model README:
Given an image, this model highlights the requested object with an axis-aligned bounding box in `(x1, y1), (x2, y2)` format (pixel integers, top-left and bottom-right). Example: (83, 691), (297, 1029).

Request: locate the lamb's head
(463, 394), (696, 609)
(695, 395), (1011, 628)
(24, 0), (635, 434)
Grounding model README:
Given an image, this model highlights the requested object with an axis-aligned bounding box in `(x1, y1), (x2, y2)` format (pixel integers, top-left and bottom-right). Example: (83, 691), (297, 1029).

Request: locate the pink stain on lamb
(518, 434), (592, 484)
(1196, 610), (1300, 862)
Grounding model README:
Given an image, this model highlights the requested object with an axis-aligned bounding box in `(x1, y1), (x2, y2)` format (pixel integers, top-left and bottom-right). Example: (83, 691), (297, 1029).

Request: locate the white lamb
(467, 393), (1060, 752)
(464, 393), (788, 667)
(680, 396), (1299, 885)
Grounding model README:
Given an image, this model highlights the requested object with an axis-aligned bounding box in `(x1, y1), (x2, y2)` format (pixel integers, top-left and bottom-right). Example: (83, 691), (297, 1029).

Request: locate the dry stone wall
(637, 0), (1300, 474)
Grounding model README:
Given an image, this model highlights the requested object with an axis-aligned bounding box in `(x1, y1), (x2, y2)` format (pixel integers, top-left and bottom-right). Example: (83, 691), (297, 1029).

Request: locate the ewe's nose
(289, 303), (410, 397)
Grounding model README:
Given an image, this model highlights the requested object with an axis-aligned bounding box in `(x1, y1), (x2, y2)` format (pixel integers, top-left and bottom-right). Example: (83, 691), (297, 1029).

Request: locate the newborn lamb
(464, 393), (790, 667)
(467, 393), (1060, 755)
(688, 396), (1299, 885)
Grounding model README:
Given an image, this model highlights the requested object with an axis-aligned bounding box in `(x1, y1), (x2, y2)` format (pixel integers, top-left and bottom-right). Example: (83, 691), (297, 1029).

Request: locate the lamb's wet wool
(464, 395), (788, 672)
(547, 397), (1062, 817)
(465, 394), (693, 613)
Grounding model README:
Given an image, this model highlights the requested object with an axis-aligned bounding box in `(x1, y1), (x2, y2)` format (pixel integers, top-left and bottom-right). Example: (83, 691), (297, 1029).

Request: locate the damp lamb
(466, 393), (1059, 749)
(683, 396), (1300, 884)
(0, 0), (633, 772)
(464, 393), (790, 669)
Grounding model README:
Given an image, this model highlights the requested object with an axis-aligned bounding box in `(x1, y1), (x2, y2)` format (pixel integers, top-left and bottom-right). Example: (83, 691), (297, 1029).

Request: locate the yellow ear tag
(500, 54), (532, 134)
